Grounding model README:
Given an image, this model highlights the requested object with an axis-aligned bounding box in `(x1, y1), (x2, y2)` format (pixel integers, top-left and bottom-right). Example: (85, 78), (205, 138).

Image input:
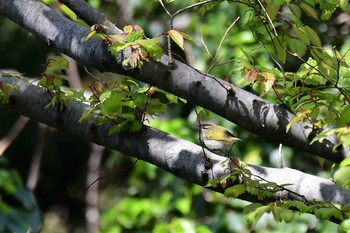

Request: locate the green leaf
(0, 158), (42, 232)
(108, 42), (128, 56)
(245, 205), (270, 224)
(300, 3), (319, 20)
(60, 4), (89, 27)
(240, 47), (255, 67)
(260, 72), (275, 96)
(288, 4), (301, 18)
(333, 166), (350, 189)
(138, 38), (163, 60)
(144, 46), (161, 60)
(339, 218), (350, 233)
(243, 203), (262, 213)
(282, 200), (309, 212)
(129, 120), (142, 132)
(137, 37), (161, 47)
(304, 26), (321, 47)
(280, 12), (302, 26)
(340, 157), (350, 167)
(179, 31), (198, 44)
(336, 105), (350, 126)
(175, 197), (191, 215)
(100, 92), (123, 116)
(266, 1), (281, 21)
(272, 206), (294, 223)
(168, 29), (184, 50)
(272, 36), (287, 63)
(85, 30), (96, 42)
(224, 184), (246, 198)
(126, 30), (144, 42)
(148, 99), (167, 114)
(45, 56), (69, 76)
(79, 108), (94, 123)
(314, 207), (344, 221)
(288, 38), (307, 57)
(99, 90), (112, 101)
(292, 25), (310, 45)
(286, 109), (311, 132)
(108, 120), (127, 135)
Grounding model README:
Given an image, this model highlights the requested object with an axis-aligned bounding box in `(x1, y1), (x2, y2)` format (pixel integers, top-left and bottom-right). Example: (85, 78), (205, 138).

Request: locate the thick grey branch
(59, 0), (122, 35)
(0, 0), (348, 161)
(1, 75), (350, 208)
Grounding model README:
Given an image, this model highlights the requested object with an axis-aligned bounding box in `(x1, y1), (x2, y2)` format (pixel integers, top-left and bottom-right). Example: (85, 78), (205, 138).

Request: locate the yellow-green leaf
(85, 30), (96, 42)
(168, 29), (184, 50)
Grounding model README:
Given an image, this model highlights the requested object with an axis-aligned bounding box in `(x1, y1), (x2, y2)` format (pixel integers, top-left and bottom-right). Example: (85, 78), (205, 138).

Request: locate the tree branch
(1, 74), (350, 208)
(59, 0), (122, 35)
(0, 0), (348, 161)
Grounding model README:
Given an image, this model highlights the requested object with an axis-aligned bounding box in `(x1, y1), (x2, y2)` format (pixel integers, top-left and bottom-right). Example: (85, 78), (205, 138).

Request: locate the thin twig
(26, 123), (48, 191)
(159, 0), (217, 67)
(172, 0), (214, 19)
(195, 108), (213, 170)
(208, 16), (240, 72)
(158, 0), (172, 17)
(200, 36), (213, 59)
(278, 143), (284, 168)
(0, 116), (29, 155)
(257, 0), (278, 37)
(86, 159), (139, 190)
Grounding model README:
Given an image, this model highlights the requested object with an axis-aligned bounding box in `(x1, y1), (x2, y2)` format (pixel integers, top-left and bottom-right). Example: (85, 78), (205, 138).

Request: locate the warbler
(200, 122), (241, 156)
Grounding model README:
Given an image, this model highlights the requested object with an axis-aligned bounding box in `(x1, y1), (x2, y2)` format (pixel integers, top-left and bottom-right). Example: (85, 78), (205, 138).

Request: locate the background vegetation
(0, 0), (349, 232)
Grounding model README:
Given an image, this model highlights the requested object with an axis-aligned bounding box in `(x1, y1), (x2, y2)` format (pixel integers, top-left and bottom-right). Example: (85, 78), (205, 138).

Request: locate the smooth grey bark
(60, 0), (122, 35)
(1, 74), (350, 208)
(0, 0), (348, 161)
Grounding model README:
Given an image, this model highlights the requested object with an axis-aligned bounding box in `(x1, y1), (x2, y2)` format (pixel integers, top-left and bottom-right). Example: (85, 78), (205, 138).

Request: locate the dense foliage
(0, 0), (350, 232)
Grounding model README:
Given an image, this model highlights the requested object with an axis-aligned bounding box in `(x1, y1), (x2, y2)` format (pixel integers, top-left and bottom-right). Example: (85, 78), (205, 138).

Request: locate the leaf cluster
(79, 77), (185, 134)
(86, 24), (164, 69)
(223, 0), (350, 151)
(38, 56), (84, 111)
(0, 157), (41, 232)
(207, 161), (350, 225)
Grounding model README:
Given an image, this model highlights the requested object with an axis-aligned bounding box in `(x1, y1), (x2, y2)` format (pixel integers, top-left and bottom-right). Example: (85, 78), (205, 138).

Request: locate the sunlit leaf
(168, 29), (184, 50)
(333, 166), (350, 189)
(260, 72), (275, 96)
(286, 109), (311, 132)
(123, 25), (133, 34)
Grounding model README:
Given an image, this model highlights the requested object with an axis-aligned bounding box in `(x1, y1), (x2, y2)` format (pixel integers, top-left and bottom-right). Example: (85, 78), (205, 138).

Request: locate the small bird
(200, 122), (241, 156)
